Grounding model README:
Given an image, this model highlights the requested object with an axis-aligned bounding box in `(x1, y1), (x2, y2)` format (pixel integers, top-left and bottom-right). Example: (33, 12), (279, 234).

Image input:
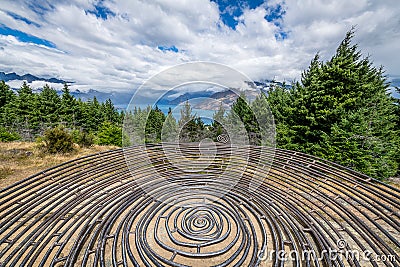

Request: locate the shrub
(40, 126), (74, 154)
(72, 129), (95, 147)
(97, 121), (122, 146)
(0, 127), (20, 142)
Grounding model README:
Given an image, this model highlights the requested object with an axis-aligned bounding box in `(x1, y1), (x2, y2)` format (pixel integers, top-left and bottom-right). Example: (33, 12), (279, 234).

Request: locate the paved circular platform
(0, 144), (399, 266)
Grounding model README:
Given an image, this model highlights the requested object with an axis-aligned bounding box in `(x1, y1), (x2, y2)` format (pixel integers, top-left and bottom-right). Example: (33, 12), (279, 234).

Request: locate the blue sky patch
(275, 31), (288, 40)
(86, 1), (115, 20)
(264, 4), (285, 25)
(158, 45), (179, 53)
(211, 0), (265, 29)
(265, 4), (288, 40)
(27, 1), (55, 16)
(0, 24), (56, 48)
(211, 0), (287, 39)
(5, 11), (41, 27)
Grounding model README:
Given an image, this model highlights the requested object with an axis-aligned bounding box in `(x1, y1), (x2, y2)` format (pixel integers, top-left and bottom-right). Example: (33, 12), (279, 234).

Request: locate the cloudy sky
(0, 0), (399, 92)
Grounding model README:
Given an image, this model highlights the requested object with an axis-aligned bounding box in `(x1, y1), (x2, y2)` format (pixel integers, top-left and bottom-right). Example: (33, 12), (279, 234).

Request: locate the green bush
(72, 129), (95, 147)
(97, 121), (122, 146)
(0, 127), (20, 142)
(40, 126), (74, 154)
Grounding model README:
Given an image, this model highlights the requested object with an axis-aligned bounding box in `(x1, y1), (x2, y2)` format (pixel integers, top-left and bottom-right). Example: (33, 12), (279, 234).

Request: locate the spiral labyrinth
(0, 143), (399, 266)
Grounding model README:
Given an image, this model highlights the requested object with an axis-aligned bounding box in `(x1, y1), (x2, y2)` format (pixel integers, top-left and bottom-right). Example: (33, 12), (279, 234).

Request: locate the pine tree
(84, 96), (103, 132)
(178, 101), (207, 142)
(0, 81), (16, 128)
(211, 102), (226, 141)
(179, 101), (195, 127)
(251, 92), (275, 146)
(265, 84), (295, 149)
(227, 93), (259, 145)
(0, 81), (15, 109)
(60, 83), (77, 126)
(282, 29), (399, 179)
(97, 121), (122, 146)
(15, 82), (38, 139)
(123, 107), (149, 145)
(162, 109), (178, 142)
(145, 105), (166, 143)
(101, 98), (120, 124)
(38, 84), (61, 127)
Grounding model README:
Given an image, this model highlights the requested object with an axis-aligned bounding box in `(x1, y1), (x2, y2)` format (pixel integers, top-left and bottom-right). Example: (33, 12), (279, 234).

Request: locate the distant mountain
(0, 72), (67, 84)
(193, 90), (238, 110)
(70, 89), (133, 109)
(190, 80), (286, 110)
(163, 91), (215, 105)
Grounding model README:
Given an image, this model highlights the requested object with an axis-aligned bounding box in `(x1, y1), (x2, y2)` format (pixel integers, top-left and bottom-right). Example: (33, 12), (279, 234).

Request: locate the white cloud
(0, 0), (399, 93)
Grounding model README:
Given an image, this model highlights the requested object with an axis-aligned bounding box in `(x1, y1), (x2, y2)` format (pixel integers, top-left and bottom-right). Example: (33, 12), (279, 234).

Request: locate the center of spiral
(194, 217), (207, 228)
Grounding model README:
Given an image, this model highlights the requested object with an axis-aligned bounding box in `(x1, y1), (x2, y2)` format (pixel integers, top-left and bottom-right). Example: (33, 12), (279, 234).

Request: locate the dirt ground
(0, 141), (119, 189)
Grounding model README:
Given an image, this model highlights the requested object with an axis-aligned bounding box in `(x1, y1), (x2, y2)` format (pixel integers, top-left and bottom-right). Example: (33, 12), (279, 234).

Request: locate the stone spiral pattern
(0, 143), (399, 266)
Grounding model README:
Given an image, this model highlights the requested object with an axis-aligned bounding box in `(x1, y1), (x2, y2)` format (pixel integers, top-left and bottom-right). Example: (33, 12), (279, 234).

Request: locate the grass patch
(0, 166), (14, 180)
(0, 141), (118, 189)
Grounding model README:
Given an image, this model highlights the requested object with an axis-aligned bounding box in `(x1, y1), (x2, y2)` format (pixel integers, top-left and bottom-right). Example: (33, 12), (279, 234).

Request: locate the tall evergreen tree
(251, 92), (275, 146)
(84, 96), (103, 132)
(265, 84), (295, 149)
(0, 81), (16, 127)
(38, 84), (61, 127)
(179, 101), (195, 128)
(60, 83), (77, 126)
(0, 81), (15, 109)
(278, 29), (399, 179)
(101, 98), (120, 124)
(162, 108), (178, 142)
(227, 93), (259, 145)
(145, 105), (166, 143)
(178, 101), (207, 142)
(14, 82), (38, 139)
(211, 102), (226, 141)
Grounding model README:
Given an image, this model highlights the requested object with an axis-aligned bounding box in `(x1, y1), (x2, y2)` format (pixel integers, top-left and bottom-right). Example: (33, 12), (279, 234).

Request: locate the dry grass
(388, 177), (400, 189)
(0, 141), (119, 189)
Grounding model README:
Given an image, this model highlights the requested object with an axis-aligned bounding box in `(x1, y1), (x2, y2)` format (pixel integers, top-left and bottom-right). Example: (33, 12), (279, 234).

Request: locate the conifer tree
(211, 102), (226, 141)
(101, 98), (120, 124)
(279, 29), (399, 179)
(251, 92), (275, 146)
(15, 82), (38, 138)
(162, 108), (178, 142)
(39, 84), (61, 126)
(0, 81), (15, 109)
(265, 84), (294, 149)
(60, 83), (76, 126)
(145, 105), (166, 143)
(178, 101), (207, 142)
(0, 81), (16, 127)
(227, 93), (259, 145)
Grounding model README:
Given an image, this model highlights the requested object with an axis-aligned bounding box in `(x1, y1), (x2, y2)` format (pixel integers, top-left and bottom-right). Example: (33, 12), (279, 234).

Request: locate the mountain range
(2, 72), (399, 110)
(8, 84), (271, 111)
(0, 72), (67, 84)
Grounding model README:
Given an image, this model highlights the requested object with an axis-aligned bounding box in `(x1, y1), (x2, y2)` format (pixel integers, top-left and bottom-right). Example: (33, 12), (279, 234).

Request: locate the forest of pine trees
(0, 30), (399, 179)
(0, 81), (123, 146)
